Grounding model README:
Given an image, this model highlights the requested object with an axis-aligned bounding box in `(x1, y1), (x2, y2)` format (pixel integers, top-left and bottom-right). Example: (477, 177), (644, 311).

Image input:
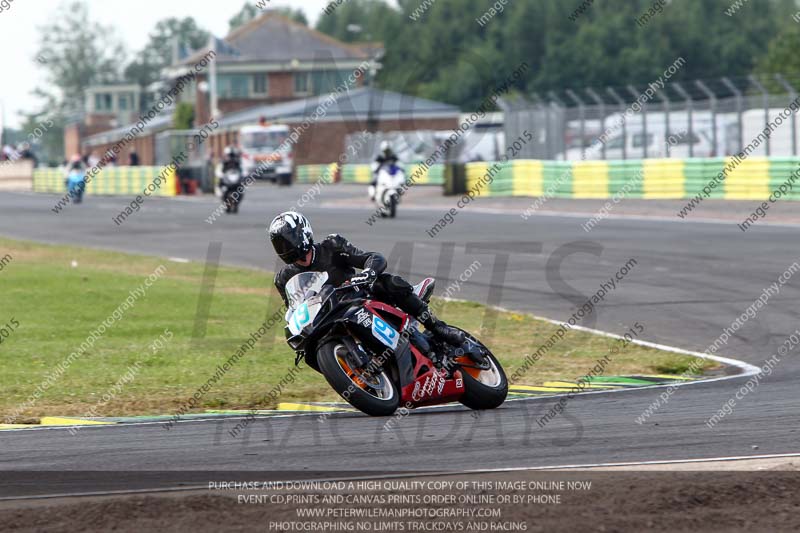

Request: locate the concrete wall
(83, 135), (155, 168)
(0, 161), (33, 191)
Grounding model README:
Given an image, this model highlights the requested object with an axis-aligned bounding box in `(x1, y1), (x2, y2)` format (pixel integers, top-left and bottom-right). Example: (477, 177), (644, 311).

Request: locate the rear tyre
(389, 196), (397, 218)
(317, 340), (399, 416)
(279, 173), (292, 186)
(456, 335), (508, 410)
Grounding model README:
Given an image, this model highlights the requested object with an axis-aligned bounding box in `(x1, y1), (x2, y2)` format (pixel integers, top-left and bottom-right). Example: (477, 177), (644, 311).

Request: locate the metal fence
(503, 74), (800, 161)
(342, 130), (470, 166)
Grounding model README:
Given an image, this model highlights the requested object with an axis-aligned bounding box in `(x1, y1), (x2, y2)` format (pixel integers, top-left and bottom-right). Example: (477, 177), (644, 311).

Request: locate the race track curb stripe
(508, 385), (573, 393)
(276, 402), (355, 413)
(0, 374), (698, 430)
(39, 417), (114, 426)
(542, 380), (620, 390)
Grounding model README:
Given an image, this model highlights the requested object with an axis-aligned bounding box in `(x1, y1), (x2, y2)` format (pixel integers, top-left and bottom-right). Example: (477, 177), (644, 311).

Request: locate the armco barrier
(33, 166), (177, 196)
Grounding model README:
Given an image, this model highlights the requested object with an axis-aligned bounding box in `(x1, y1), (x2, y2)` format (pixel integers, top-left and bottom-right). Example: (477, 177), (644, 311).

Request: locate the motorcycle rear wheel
(317, 340), (399, 416)
(455, 334), (508, 410)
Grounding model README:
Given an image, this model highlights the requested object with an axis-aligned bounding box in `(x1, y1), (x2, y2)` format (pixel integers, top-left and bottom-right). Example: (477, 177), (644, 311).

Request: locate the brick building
(167, 12), (379, 126)
(208, 87), (460, 165)
(73, 12), (460, 169)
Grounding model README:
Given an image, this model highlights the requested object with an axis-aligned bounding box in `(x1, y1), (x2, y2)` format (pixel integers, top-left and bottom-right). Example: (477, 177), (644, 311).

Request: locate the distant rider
(65, 157), (86, 204)
(216, 146), (243, 213)
(371, 141), (399, 188)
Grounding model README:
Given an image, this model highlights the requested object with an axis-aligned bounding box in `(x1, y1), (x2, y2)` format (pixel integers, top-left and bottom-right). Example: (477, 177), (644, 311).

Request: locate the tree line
(19, 0), (800, 162)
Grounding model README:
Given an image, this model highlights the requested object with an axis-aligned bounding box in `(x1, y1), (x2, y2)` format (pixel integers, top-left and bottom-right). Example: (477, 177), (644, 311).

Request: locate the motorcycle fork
(341, 335), (372, 368)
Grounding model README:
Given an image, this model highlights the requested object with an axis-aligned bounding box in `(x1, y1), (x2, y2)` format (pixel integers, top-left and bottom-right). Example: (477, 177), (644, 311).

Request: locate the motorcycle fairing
(401, 346), (465, 408)
(363, 300), (465, 408)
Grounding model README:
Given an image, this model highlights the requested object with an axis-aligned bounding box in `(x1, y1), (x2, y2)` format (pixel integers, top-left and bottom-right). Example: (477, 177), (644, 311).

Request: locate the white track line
(457, 452), (800, 473)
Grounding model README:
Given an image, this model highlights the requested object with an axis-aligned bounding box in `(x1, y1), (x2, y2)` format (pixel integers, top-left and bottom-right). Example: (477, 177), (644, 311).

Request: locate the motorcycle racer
(269, 211), (465, 347)
(370, 141), (399, 190)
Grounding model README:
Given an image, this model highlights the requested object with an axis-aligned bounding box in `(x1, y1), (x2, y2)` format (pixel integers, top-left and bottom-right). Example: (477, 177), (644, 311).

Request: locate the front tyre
(456, 335), (508, 410)
(317, 340), (399, 416)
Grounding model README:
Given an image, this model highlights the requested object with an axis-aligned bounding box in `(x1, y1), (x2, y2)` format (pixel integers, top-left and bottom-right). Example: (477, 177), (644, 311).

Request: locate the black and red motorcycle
(284, 272), (508, 416)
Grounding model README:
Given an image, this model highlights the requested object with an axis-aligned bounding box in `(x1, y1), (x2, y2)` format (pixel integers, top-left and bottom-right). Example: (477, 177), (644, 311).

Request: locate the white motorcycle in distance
(216, 168), (244, 214)
(368, 162), (405, 218)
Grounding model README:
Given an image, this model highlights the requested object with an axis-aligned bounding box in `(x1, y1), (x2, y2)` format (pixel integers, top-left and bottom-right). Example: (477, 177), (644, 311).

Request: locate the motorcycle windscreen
(285, 271), (329, 335)
(287, 298), (323, 335)
(285, 271), (329, 309)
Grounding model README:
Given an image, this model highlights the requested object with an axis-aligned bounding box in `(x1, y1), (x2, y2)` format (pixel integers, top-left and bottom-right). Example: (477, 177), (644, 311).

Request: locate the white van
(739, 108), (800, 157)
(564, 125), (714, 160)
(561, 110), (723, 160)
(239, 124), (294, 185)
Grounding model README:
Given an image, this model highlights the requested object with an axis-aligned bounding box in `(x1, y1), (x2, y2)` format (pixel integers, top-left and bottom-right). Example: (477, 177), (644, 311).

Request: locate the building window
(218, 74), (250, 99)
(294, 72), (310, 95)
(94, 93), (113, 112)
(311, 70), (351, 95)
(252, 74), (268, 96)
(118, 94), (129, 110)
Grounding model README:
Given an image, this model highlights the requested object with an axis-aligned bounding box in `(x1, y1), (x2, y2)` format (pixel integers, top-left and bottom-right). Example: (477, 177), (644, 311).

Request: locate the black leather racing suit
(222, 157), (241, 173)
(274, 234), (429, 319)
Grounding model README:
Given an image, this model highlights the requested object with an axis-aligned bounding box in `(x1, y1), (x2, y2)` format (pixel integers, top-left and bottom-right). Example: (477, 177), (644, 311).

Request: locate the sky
(0, 0), (357, 129)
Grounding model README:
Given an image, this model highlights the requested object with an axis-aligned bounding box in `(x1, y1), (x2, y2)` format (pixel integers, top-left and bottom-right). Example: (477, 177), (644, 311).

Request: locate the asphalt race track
(2, 184), (799, 492)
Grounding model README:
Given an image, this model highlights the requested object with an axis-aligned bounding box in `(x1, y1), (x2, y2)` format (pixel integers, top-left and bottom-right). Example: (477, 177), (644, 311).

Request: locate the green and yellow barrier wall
(292, 158), (800, 200)
(295, 163), (339, 184)
(295, 163), (446, 186)
(462, 157), (800, 200)
(34, 166), (178, 196)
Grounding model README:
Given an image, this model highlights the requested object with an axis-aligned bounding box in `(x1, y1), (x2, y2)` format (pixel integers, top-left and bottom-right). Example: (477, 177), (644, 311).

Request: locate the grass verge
(0, 237), (718, 419)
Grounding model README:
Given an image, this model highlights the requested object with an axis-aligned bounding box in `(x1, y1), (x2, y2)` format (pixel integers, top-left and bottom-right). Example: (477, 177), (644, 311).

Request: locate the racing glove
(349, 269), (377, 286)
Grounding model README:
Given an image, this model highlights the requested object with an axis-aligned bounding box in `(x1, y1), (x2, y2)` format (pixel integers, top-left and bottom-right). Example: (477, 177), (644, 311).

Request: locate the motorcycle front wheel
(317, 340), (399, 416)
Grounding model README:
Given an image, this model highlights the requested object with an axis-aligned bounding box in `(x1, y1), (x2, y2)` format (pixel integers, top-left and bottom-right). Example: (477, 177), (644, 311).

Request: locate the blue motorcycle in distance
(65, 164), (86, 204)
